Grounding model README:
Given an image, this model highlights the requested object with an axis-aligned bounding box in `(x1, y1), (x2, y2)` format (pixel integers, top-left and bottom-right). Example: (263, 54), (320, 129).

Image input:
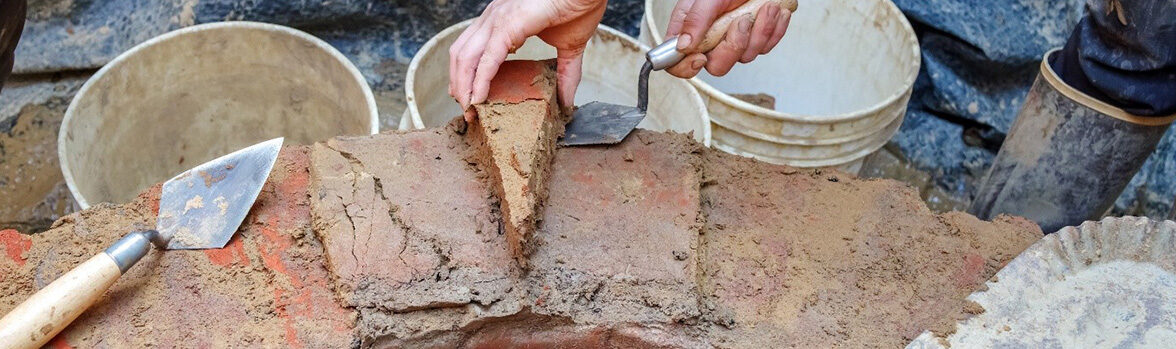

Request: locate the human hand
(449, 0), (607, 121)
(664, 0), (792, 78)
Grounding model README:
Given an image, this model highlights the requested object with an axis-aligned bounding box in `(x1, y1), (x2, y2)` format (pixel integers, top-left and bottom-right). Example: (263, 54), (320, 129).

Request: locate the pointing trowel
(0, 138), (284, 348)
(561, 0), (799, 146)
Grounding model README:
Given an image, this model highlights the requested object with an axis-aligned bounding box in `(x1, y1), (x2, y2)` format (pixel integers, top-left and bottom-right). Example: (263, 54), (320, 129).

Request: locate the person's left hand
(449, 0), (608, 121)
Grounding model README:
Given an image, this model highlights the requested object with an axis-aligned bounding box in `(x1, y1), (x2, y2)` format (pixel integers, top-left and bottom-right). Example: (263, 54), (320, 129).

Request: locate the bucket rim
(59, 21), (379, 209)
(643, 0), (922, 125)
(712, 106), (904, 147)
(712, 113), (903, 165)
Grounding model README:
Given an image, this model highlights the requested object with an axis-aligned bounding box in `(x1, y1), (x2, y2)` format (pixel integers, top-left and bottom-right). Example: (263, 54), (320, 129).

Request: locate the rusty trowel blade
(561, 101), (647, 146)
(156, 138), (284, 250)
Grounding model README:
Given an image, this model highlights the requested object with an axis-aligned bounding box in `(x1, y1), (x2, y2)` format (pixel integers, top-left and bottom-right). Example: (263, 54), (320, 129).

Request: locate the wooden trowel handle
(648, 0), (799, 70)
(692, 0), (799, 55)
(0, 231), (155, 349)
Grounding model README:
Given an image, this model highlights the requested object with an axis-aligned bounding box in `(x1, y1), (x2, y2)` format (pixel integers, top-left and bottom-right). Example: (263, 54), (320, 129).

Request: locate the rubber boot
(969, 49), (1176, 234)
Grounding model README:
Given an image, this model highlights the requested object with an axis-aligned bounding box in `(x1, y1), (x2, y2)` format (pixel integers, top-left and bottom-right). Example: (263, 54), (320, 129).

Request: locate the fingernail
(691, 57), (706, 70)
(677, 34), (693, 50)
(739, 15), (753, 33)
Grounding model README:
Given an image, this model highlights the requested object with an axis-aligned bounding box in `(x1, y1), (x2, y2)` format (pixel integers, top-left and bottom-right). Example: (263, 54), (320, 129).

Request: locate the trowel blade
(561, 101), (646, 146)
(155, 138), (284, 250)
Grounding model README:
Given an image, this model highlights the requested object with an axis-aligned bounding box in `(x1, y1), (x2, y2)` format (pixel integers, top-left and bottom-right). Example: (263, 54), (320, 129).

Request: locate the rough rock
(467, 59), (569, 263)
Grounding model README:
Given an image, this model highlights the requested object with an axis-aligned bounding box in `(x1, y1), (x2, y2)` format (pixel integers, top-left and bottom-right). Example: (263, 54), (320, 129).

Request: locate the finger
(554, 46), (586, 107)
(705, 14), (754, 76)
(453, 22), (493, 109)
(762, 9), (791, 54)
(665, 53), (708, 79)
(740, 3), (779, 63)
(449, 19), (484, 100)
(677, 0), (728, 51)
(469, 32), (514, 106)
(665, 0), (697, 37)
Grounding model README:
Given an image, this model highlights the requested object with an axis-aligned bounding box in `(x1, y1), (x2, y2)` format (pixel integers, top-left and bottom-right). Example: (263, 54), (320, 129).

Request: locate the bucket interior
(63, 24), (375, 207)
(649, 0), (919, 117)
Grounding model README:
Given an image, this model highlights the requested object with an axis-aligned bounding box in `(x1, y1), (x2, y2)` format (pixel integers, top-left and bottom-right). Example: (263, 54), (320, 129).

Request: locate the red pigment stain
(271, 287), (304, 348)
(204, 236), (248, 267)
(255, 148), (355, 342)
(570, 171), (597, 186)
(47, 336), (74, 349)
(955, 253), (986, 288)
(1, 229), (32, 266)
(485, 60), (548, 104)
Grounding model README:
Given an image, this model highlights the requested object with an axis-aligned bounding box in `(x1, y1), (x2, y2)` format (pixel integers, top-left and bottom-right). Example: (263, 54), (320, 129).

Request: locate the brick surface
(309, 126), (522, 344)
(468, 60), (567, 263)
(528, 130), (704, 324)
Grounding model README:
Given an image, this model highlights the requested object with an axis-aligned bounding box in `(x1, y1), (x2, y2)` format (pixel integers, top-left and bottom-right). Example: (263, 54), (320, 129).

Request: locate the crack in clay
(323, 141), (371, 280)
(326, 141), (436, 287)
(339, 199), (362, 276)
(373, 176), (418, 281)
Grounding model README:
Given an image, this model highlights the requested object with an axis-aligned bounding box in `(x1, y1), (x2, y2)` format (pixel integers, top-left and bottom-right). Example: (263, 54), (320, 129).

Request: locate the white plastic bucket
(60, 22), (379, 208)
(405, 20), (711, 146)
(643, 0), (920, 171)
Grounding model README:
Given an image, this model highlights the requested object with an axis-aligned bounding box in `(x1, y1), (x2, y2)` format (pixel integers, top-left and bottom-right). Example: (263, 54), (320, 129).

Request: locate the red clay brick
(485, 59), (552, 104)
(0, 229), (31, 266)
(468, 60), (568, 263)
(309, 126), (522, 344)
(528, 130), (704, 324)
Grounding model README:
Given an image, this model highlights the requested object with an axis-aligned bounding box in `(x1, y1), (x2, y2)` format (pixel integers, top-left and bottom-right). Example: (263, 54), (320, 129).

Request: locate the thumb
(554, 46), (586, 108)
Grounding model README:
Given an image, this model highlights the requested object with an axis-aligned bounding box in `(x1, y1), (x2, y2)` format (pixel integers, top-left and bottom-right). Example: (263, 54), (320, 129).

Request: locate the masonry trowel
(561, 0), (798, 146)
(0, 138), (284, 349)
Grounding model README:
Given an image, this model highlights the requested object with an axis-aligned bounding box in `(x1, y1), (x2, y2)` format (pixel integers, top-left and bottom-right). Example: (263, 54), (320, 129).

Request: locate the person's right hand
(664, 0), (792, 78)
(448, 0), (607, 121)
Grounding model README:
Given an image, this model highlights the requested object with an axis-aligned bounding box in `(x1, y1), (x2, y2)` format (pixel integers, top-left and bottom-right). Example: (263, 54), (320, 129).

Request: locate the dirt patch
(0, 147), (353, 347)
(732, 93), (776, 110)
(698, 150), (1042, 347)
